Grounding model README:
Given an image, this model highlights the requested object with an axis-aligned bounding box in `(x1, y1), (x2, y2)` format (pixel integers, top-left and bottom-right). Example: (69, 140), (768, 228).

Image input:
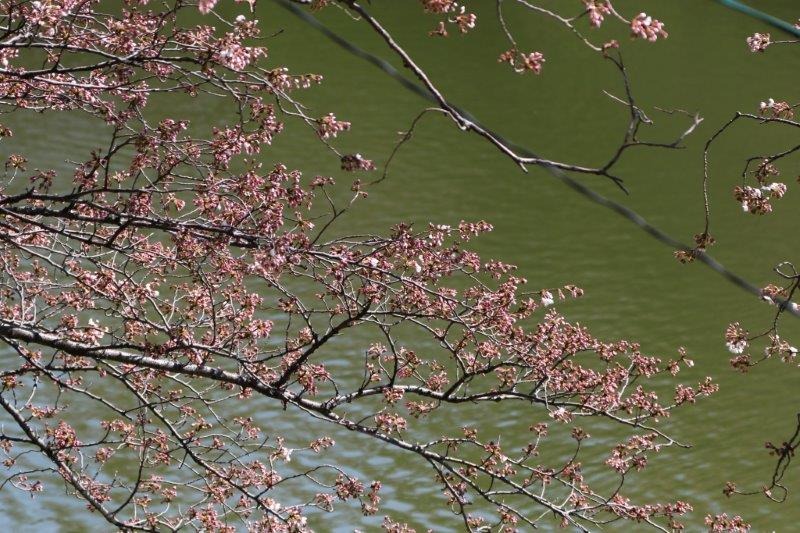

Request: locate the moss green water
(3, 1), (800, 530)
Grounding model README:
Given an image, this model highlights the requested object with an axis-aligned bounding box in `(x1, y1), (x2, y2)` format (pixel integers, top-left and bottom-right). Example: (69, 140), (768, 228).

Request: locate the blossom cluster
(420, 0), (477, 35)
(759, 98), (794, 119)
(498, 49), (546, 74)
(630, 13), (668, 42)
(746, 32), (770, 52)
(584, 0), (612, 28)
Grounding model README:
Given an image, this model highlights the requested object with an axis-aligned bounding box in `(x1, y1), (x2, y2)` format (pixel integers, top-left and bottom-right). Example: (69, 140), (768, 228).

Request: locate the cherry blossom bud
(746, 32), (770, 52)
(540, 291), (554, 307)
(630, 13), (668, 42)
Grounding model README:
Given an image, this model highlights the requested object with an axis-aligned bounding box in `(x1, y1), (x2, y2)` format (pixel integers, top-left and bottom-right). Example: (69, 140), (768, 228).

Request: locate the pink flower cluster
(341, 153), (376, 171)
(759, 98), (794, 119)
(705, 513), (750, 532)
(498, 49), (546, 74)
(733, 183), (786, 215)
(198, 0), (219, 14)
(454, 10), (476, 33)
(630, 13), (668, 42)
(420, 1), (477, 35)
(584, 0), (612, 28)
(317, 113), (351, 139)
(746, 32), (770, 52)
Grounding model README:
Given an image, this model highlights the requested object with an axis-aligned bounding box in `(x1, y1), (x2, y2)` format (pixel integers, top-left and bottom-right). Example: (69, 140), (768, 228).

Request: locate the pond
(2, 0), (800, 530)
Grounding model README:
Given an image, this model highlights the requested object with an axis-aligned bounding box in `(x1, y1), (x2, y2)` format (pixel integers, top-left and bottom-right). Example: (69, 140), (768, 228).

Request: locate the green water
(2, 0), (800, 530)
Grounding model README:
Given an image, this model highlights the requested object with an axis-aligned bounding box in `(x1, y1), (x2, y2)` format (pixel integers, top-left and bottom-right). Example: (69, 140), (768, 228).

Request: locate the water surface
(3, 1), (800, 530)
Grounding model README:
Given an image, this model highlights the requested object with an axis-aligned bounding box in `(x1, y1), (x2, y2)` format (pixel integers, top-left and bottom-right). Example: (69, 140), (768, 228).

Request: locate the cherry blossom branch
(275, 0), (794, 323)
